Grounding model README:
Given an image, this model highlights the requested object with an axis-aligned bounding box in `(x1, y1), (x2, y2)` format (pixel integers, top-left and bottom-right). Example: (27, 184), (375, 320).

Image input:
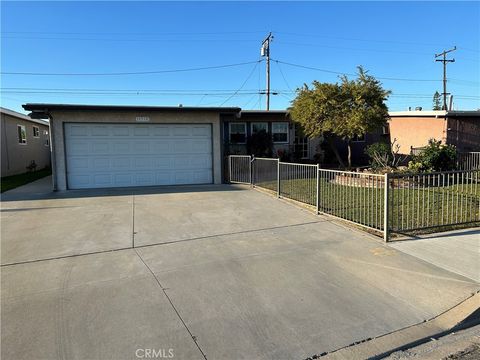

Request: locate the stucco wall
(49, 109), (223, 191)
(388, 116), (446, 154)
(1, 113), (51, 177)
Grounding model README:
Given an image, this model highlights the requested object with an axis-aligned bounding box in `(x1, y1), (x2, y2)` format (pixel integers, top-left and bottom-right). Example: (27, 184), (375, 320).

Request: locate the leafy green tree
(289, 66), (390, 168)
(433, 91), (442, 110)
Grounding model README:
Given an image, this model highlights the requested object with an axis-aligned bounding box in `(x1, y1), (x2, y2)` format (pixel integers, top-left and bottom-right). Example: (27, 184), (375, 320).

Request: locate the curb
(308, 292), (480, 360)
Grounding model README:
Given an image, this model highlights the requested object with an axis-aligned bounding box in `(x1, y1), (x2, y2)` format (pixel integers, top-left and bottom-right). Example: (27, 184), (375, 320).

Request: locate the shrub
(365, 142), (392, 168)
(246, 130), (273, 157)
(365, 139), (407, 169)
(408, 139), (457, 172)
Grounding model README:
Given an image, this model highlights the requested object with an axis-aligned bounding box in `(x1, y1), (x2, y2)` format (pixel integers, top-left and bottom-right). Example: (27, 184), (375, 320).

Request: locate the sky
(1, 1), (479, 114)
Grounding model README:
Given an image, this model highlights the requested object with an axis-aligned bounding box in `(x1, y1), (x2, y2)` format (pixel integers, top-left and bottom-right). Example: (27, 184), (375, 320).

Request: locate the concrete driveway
(1, 179), (479, 360)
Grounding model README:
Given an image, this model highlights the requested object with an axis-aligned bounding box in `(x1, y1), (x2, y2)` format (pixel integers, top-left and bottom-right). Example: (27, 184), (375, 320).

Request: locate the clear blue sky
(1, 1), (479, 114)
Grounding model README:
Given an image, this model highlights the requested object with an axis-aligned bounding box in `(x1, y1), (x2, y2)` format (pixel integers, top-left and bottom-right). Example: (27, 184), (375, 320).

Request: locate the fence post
(250, 156), (254, 186)
(383, 172), (390, 242)
(316, 164), (320, 215)
(277, 159), (281, 198)
(228, 156), (232, 184)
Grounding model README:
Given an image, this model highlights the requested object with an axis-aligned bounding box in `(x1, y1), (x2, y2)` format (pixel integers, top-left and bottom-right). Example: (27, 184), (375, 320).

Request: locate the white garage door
(65, 123), (213, 189)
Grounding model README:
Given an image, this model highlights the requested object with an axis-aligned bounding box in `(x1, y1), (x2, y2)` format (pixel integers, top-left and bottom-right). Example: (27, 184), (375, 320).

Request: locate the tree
(433, 91), (442, 110)
(289, 66), (391, 168)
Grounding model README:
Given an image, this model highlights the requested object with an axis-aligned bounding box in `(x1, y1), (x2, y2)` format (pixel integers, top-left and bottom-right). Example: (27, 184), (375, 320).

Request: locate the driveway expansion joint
(134, 248), (208, 360)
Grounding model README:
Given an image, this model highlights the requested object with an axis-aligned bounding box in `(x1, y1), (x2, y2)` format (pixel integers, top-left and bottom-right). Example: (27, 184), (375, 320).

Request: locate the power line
(273, 59), (443, 82)
(276, 40), (433, 56)
(2, 35), (260, 43)
(0, 87), (265, 93)
(273, 31), (472, 49)
(0, 90), (264, 96)
(1, 60), (263, 76)
(275, 60), (293, 92)
(3, 30), (266, 36)
(219, 61), (261, 106)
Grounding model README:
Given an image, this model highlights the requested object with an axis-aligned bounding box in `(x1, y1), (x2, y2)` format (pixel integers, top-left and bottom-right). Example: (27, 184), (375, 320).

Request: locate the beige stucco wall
(388, 116), (447, 154)
(48, 110), (223, 191)
(1, 113), (51, 177)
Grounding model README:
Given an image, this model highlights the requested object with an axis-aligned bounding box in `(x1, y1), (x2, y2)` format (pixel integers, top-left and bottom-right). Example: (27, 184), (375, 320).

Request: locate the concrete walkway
(1, 175), (53, 199)
(390, 228), (480, 282)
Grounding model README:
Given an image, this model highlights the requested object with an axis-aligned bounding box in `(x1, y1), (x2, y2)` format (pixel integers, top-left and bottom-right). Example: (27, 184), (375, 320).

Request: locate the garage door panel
(152, 141), (171, 153)
(69, 175), (91, 187)
(134, 157), (153, 169)
(68, 125), (89, 136)
(68, 157), (90, 171)
(135, 173), (155, 185)
(153, 126), (170, 136)
(111, 157), (132, 169)
(172, 126), (191, 136)
(91, 125), (109, 136)
(192, 126), (210, 136)
(68, 140), (89, 153)
(155, 172), (175, 185)
(93, 158), (111, 169)
(114, 174), (134, 186)
(133, 126), (150, 136)
(154, 157), (174, 169)
(112, 142), (131, 153)
(93, 174), (112, 186)
(91, 142), (110, 154)
(65, 123), (212, 189)
(193, 171), (212, 183)
(112, 126), (130, 136)
(191, 140), (211, 153)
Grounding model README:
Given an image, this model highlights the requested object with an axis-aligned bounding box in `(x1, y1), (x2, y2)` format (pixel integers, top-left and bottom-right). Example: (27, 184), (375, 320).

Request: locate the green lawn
(1, 169), (52, 193)
(255, 177), (480, 234)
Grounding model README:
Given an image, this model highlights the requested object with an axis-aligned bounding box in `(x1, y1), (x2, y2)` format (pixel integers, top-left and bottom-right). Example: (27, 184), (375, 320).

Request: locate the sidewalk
(389, 228), (480, 282)
(385, 324), (480, 359)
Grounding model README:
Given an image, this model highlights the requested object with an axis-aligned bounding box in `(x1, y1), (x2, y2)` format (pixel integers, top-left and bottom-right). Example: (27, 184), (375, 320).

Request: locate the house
(23, 104), (328, 191)
(1, 107), (51, 177)
(388, 110), (480, 155)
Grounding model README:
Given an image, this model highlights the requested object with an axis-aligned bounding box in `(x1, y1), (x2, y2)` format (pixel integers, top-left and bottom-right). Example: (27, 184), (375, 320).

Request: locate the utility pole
(435, 46), (456, 110)
(261, 32), (274, 111)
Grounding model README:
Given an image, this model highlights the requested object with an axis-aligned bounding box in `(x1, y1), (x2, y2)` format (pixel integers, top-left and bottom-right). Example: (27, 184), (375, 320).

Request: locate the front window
(272, 122), (289, 143)
(17, 125), (27, 144)
(229, 122), (246, 144)
(251, 122), (267, 134)
(295, 135), (308, 159)
(33, 126), (40, 137)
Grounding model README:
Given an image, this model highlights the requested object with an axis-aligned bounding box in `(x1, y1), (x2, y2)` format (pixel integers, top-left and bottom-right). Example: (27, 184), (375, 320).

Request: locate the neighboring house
(388, 110), (480, 154)
(1, 107), (51, 177)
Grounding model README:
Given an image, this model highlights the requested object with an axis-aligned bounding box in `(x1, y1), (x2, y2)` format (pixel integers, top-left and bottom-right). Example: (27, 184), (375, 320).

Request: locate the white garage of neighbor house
(23, 104), (240, 191)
